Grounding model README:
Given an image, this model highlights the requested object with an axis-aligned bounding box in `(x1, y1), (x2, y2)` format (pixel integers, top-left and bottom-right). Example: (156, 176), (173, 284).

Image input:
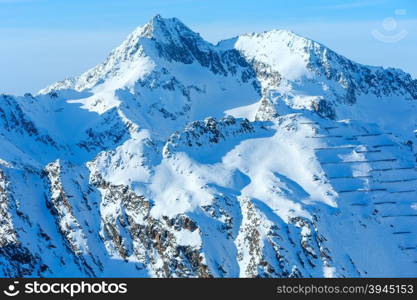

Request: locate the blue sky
(1, 0), (416, 95)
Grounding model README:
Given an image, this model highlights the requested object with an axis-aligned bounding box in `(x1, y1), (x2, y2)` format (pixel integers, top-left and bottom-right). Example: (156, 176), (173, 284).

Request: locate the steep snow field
(0, 15), (416, 277)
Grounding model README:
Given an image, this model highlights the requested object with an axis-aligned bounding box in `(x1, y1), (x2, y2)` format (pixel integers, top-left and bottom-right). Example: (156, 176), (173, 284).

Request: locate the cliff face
(0, 15), (416, 277)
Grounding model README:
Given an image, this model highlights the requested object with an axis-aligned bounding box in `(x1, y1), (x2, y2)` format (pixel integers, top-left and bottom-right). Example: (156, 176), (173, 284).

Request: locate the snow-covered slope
(1, 15), (417, 277)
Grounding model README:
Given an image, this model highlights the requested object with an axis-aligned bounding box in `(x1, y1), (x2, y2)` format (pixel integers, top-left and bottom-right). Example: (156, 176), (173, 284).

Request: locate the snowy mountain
(1, 15), (417, 277)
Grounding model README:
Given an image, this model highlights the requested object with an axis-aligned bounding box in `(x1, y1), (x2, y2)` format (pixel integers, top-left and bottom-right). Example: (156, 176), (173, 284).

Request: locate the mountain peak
(135, 14), (200, 42)
(39, 15), (417, 106)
